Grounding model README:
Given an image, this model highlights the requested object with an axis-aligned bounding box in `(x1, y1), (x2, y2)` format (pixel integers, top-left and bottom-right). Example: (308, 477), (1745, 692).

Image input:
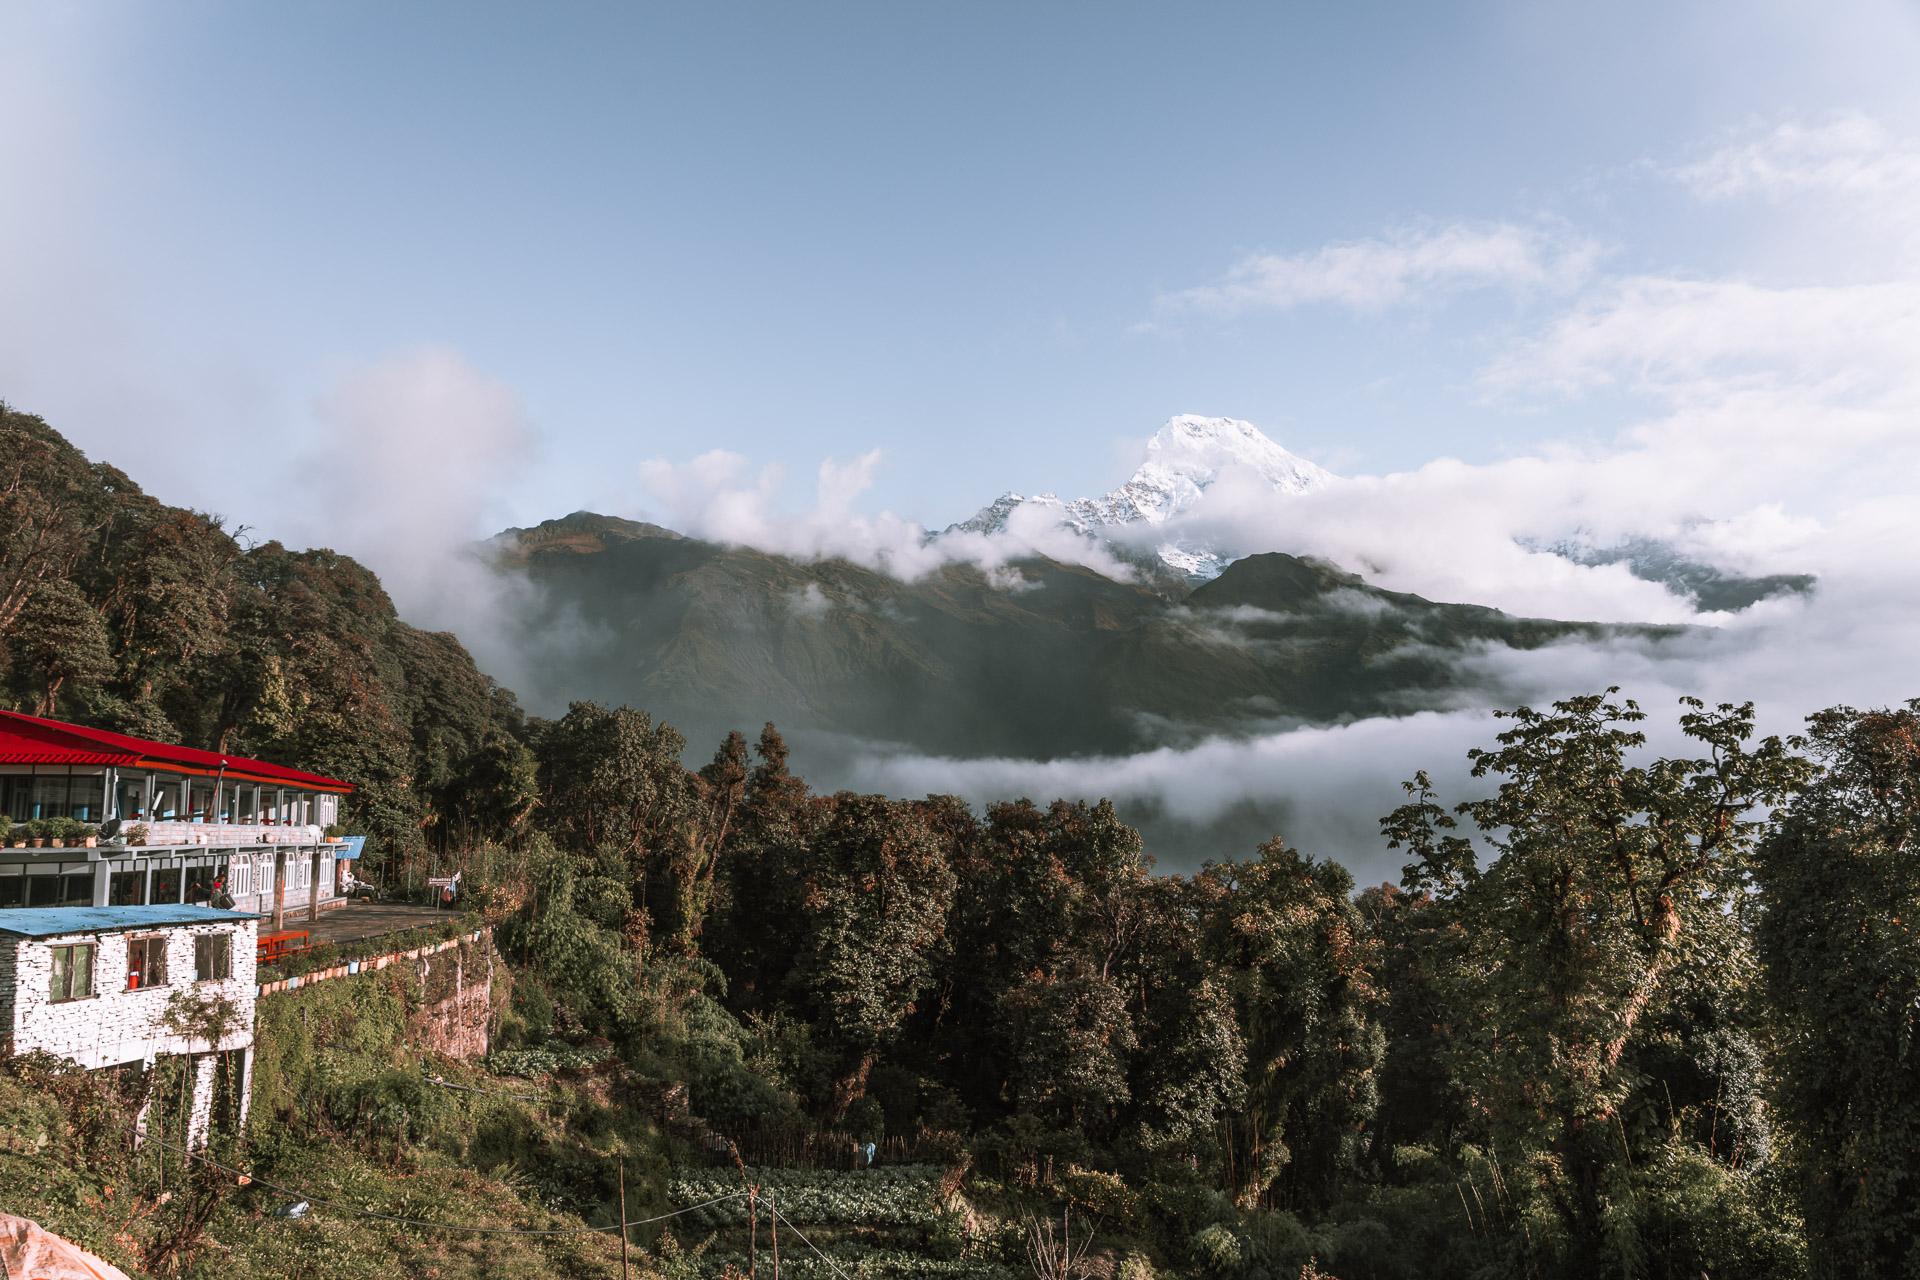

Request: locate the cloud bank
(647, 117), (1920, 870)
(257, 118), (1920, 876)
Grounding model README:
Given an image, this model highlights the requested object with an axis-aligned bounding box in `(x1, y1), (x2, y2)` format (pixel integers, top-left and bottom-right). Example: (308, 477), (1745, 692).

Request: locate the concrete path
(302, 901), (462, 946)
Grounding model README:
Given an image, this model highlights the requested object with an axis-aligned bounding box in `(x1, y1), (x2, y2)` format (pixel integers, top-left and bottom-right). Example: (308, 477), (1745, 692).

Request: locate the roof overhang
(0, 710), (352, 792)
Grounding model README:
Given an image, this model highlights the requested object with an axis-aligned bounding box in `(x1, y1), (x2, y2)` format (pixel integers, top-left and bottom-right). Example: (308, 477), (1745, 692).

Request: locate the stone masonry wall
(262, 928), (499, 1061)
(406, 935), (497, 1059)
(4, 920), (257, 1069)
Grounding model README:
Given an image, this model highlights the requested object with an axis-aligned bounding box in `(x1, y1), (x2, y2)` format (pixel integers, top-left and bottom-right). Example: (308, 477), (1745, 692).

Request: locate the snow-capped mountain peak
(1089, 414), (1333, 527)
(945, 415), (1334, 582)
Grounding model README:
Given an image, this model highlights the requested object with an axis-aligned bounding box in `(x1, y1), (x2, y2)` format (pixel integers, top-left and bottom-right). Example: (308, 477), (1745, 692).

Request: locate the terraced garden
(666, 1165), (1022, 1280)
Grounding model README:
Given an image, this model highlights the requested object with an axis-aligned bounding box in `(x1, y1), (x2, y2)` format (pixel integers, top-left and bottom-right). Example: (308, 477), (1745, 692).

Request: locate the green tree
(436, 732), (539, 847)
(12, 579), (113, 715)
(1197, 840), (1382, 1211)
(935, 798), (1150, 1124)
(1757, 700), (1920, 1278)
(1001, 961), (1138, 1122)
(1384, 691), (1810, 1268)
(784, 793), (956, 1111)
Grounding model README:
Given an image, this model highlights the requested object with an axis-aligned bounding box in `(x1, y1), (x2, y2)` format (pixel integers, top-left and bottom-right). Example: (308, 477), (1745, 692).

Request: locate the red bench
(257, 930), (309, 964)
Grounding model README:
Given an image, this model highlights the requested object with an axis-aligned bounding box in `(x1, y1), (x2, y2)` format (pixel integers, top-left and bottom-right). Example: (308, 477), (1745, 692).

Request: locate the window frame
(48, 943), (95, 1002)
(128, 934), (169, 990)
(194, 932), (232, 983)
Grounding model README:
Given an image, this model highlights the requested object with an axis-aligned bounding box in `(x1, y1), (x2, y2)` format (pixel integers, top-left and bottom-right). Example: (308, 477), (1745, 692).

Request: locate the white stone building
(0, 905), (260, 1149)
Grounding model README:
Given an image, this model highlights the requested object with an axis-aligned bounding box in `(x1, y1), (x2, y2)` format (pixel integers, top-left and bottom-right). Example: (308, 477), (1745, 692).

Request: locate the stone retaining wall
(258, 927), (498, 1060)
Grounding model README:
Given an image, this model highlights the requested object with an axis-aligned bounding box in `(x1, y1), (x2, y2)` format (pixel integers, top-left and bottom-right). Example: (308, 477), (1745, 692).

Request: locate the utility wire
(770, 1203), (857, 1280)
(423, 1073), (546, 1102)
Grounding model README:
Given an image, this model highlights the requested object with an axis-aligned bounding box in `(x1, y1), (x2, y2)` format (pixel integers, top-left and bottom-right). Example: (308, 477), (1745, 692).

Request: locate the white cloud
(634, 447), (1139, 583)
(1482, 276), (1920, 409)
(285, 346), (552, 690)
(785, 582), (833, 619)
(1155, 223), (1599, 319)
(1675, 113), (1920, 208)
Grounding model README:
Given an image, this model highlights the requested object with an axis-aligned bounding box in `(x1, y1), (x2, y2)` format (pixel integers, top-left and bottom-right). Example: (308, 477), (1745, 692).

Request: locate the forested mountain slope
(489, 511), (1660, 756)
(0, 403), (521, 865)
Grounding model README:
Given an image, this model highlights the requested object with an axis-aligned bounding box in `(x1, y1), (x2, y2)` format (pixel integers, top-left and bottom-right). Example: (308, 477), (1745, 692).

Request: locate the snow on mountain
(945, 415), (1334, 582)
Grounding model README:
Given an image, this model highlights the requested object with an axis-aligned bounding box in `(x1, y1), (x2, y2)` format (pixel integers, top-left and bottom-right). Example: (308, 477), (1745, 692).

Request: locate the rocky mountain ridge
(944, 414), (1334, 582)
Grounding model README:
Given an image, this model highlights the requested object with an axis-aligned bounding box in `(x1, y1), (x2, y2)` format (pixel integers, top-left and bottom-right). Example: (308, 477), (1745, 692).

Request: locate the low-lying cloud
(278, 119), (1920, 881)
(622, 117), (1920, 874)
(633, 446), (1139, 584)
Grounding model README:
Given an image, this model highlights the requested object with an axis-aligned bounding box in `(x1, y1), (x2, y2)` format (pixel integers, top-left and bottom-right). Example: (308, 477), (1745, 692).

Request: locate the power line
(770, 1202), (856, 1280)
(423, 1073), (546, 1102)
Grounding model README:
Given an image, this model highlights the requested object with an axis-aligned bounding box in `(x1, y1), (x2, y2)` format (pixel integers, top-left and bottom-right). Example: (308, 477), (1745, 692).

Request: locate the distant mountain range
(487, 513), (1641, 759)
(483, 416), (1809, 758)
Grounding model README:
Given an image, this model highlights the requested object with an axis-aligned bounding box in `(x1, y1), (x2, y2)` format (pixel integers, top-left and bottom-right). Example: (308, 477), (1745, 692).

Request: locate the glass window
(153, 778), (181, 821)
(188, 781), (214, 823)
(70, 773), (102, 821)
(115, 776), (147, 821)
(109, 870), (146, 906)
(30, 873), (91, 907)
(150, 866), (181, 904)
(128, 935), (167, 989)
(28, 776), (67, 821)
(49, 944), (93, 1001)
(184, 866), (216, 904)
(195, 933), (231, 982)
(0, 877), (21, 909)
(236, 786), (256, 824)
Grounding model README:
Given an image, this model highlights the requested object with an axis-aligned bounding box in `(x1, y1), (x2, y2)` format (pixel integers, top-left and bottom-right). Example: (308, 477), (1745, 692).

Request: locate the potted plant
(324, 824), (345, 843)
(127, 822), (150, 847)
(81, 822), (99, 848)
(26, 818), (46, 848)
(0, 814), (15, 848)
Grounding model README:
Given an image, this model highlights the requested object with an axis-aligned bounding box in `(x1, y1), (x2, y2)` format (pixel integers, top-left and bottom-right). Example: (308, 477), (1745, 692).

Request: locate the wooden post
(619, 1159), (630, 1280)
(770, 1190), (778, 1280)
(271, 849), (286, 931)
(306, 846), (322, 924)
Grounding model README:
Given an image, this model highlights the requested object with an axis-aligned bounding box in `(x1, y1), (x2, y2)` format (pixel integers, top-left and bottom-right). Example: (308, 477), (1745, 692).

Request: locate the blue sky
(7, 1), (1918, 541)
(11, 1), (1920, 867)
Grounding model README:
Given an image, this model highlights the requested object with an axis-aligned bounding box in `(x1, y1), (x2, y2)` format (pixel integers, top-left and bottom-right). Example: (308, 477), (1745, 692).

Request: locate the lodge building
(0, 711), (370, 1147)
(0, 709), (360, 928)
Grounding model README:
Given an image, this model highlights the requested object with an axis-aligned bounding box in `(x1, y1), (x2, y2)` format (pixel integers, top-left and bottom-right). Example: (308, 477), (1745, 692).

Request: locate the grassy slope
(0, 969), (679, 1279)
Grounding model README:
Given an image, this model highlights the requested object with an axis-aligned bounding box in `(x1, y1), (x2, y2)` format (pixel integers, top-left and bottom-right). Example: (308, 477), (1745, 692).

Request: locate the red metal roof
(0, 710), (353, 791)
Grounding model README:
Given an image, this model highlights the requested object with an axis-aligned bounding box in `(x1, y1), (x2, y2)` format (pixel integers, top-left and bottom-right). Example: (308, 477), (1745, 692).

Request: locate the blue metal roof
(0, 905), (263, 938)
